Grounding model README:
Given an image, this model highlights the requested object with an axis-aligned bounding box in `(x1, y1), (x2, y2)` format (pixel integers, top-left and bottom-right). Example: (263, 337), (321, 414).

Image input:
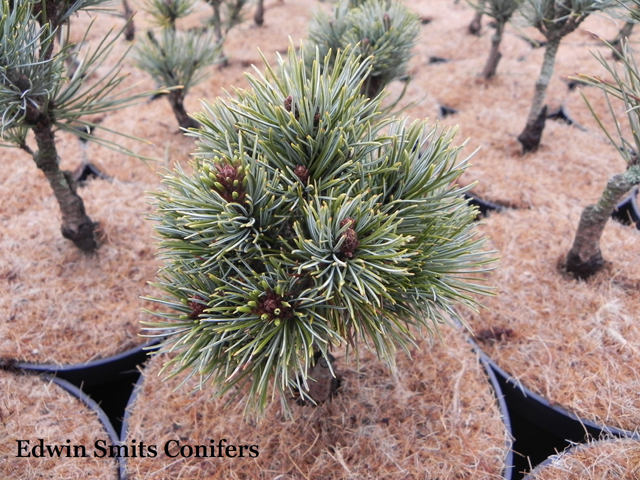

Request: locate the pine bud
(294, 165), (310, 184)
(211, 160), (247, 204)
(252, 290), (293, 322)
(284, 95), (293, 112)
(189, 297), (206, 319)
(339, 217), (359, 259)
(284, 95), (299, 119)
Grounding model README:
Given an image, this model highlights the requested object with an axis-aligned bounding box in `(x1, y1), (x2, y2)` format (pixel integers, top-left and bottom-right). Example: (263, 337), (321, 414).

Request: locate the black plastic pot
(474, 346), (515, 480)
(466, 331), (640, 478)
(464, 192), (506, 218)
(612, 186), (640, 229)
(14, 339), (160, 388)
(519, 449), (565, 480)
(486, 358), (639, 442)
(49, 374), (126, 480)
(120, 366), (146, 443)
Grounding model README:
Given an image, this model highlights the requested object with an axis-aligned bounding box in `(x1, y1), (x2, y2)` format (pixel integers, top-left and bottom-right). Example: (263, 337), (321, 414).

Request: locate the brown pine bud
(383, 13), (391, 31)
(254, 290), (293, 322)
(284, 95), (299, 119)
(213, 161), (246, 203)
(294, 165), (309, 184)
(189, 297), (206, 319)
(339, 217), (359, 259)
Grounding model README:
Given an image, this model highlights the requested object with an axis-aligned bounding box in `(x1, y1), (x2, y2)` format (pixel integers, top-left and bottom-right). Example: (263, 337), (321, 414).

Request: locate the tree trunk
(168, 90), (200, 129)
(299, 351), (340, 405)
(254, 0), (264, 26)
(517, 38), (560, 153)
(565, 165), (640, 279)
(362, 74), (385, 99)
(210, 1), (223, 42)
(610, 21), (634, 59)
(481, 22), (504, 79)
(209, 1), (230, 67)
(468, 10), (482, 35)
(33, 120), (98, 252)
(122, 0), (135, 41)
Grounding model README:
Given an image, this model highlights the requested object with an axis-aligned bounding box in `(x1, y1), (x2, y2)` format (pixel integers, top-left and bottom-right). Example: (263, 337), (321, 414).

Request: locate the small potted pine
(132, 3), (223, 129)
(206, 0), (250, 66)
(0, 0), (155, 252)
(124, 45), (513, 478)
(516, 0), (619, 152)
(0, 0), (165, 385)
(461, 40), (640, 443)
(470, 0), (523, 80)
(306, 0), (420, 98)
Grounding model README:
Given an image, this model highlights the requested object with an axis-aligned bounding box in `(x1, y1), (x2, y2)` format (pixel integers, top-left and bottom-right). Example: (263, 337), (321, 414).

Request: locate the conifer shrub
(306, 0), (420, 98)
(142, 0), (197, 29)
(144, 45), (494, 414)
(133, 25), (222, 129)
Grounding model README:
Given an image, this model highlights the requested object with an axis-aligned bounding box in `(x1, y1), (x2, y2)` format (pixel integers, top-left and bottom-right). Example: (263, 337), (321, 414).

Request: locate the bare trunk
(33, 120), (98, 252)
(210, 1), (223, 42)
(209, 1), (231, 67)
(481, 22), (504, 79)
(362, 74), (385, 99)
(122, 0), (135, 41)
(518, 38), (560, 152)
(254, 0), (264, 26)
(299, 351), (340, 405)
(610, 21), (634, 58)
(168, 90), (200, 129)
(468, 10), (482, 35)
(565, 166), (640, 279)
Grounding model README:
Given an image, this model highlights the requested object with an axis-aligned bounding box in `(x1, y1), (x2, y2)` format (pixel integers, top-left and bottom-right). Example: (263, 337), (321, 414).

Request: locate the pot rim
(14, 338), (161, 388)
(47, 374), (125, 480)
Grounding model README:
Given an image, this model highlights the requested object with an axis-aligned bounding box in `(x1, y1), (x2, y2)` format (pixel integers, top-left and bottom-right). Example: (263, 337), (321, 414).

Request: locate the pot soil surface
(525, 438), (640, 480)
(462, 206), (640, 433)
(0, 370), (119, 479)
(125, 325), (511, 480)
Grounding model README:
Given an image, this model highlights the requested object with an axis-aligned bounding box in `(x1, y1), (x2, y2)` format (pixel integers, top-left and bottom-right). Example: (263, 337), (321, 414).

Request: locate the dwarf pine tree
(144, 45), (495, 415)
(208, 0), (249, 40)
(565, 41), (640, 278)
(470, 0), (522, 79)
(133, 23), (222, 129)
(517, 0), (618, 152)
(306, 0), (420, 98)
(0, 0), (158, 251)
(207, 0), (249, 65)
